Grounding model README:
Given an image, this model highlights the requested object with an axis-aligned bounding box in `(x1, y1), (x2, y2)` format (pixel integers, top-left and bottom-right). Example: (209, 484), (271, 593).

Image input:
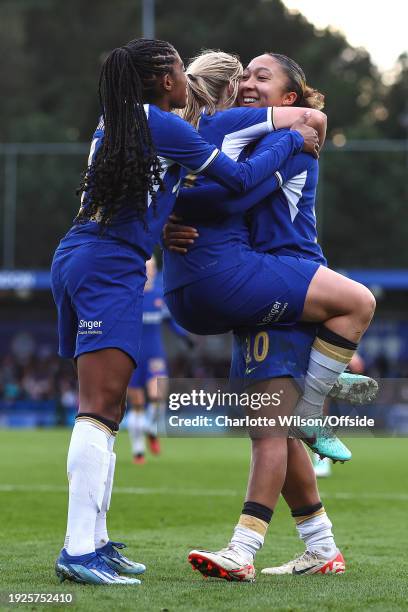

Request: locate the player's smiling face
(238, 54), (292, 108)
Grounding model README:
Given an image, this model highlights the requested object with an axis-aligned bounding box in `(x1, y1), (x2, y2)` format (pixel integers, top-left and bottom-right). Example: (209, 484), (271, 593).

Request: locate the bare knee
(251, 437), (287, 458)
(353, 285), (376, 329)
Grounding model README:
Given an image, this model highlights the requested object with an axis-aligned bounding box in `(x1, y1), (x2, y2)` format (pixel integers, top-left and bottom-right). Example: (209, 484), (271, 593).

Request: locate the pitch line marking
(0, 484), (407, 501)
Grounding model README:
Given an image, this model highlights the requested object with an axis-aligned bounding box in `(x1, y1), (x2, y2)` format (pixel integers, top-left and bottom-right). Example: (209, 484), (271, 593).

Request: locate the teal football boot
(291, 422), (352, 463)
(329, 372), (379, 405)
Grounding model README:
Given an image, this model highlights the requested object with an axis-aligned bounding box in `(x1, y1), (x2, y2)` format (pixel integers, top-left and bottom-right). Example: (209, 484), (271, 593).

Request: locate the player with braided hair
(76, 39), (176, 227)
(51, 38), (318, 585)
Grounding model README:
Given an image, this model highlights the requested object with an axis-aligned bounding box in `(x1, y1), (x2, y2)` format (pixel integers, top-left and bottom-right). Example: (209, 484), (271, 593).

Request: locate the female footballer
(163, 51), (375, 455)
(51, 38), (317, 586)
(162, 51), (376, 580)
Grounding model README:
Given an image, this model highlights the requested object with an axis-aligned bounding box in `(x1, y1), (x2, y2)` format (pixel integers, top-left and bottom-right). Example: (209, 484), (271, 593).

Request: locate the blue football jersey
(197, 107), (274, 161)
(195, 131), (326, 264)
(163, 109), (303, 292)
(58, 105), (303, 260)
(163, 128), (326, 297)
(246, 131), (326, 264)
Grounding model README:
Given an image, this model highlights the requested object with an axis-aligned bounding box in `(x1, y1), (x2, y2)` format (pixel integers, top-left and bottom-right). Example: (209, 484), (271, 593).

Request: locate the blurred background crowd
(1, 0), (407, 430)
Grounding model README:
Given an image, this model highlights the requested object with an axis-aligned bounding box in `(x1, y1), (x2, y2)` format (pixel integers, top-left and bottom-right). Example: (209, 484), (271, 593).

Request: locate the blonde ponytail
(180, 50), (243, 127)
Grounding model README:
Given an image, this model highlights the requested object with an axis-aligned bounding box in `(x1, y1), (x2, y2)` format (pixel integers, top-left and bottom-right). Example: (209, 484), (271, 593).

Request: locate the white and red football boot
(261, 549), (345, 576)
(189, 546), (255, 582)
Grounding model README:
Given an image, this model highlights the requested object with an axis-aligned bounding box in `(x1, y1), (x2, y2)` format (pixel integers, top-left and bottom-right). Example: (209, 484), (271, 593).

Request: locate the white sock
(94, 432), (117, 550)
(127, 410), (146, 455)
(295, 509), (337, 558)
(230, 525), (264, 562)
(296, 343), (354, 418)
(64, 418), (111, 556)
(229, 514), (269, 562)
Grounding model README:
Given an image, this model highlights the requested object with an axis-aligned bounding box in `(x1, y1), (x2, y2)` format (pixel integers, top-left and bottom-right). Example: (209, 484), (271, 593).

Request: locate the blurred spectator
(0, 351), (77, 405)
(59, 378), (78, 409)
(1, 334), (408, 405)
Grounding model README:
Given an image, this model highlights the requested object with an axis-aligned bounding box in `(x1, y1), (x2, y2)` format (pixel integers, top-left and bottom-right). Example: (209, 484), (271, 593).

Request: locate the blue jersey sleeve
(151, 111), (220, 173)
(202, 130), (303, 192)
(212, 107), (274, 160)
(193, 149), (316, 219)
(175, 173), (283, 221)
(214, 107), (274, 134)
(173, 129), (307, 221)
(152, 111), (303, 193)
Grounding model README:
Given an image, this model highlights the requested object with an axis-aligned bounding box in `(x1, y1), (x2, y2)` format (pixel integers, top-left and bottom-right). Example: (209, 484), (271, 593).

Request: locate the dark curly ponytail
(267, 53), (325, 110)
(76, 38), (178, 227)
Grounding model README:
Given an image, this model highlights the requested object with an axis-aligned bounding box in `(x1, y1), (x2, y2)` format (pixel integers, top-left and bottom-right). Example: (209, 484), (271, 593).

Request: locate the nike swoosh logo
(219, 555), (237, 563)
(245, 367), (259, 375)
(292, 564), (320, 575)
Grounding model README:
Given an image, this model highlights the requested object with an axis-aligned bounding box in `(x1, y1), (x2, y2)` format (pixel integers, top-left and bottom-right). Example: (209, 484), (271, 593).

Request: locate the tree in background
(0, 0), (406, 267)
(379, 53), (408, 139)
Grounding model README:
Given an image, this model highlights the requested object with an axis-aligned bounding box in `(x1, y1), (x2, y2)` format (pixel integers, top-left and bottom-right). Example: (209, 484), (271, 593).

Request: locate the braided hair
(76, 38), (178, 227)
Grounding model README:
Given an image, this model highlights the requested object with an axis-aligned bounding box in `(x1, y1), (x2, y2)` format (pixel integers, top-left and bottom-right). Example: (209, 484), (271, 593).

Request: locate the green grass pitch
(1, 430), (407, 611)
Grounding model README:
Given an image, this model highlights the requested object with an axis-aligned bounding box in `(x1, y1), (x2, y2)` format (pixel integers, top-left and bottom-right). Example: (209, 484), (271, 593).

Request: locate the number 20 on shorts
(245, 331), (269, 364)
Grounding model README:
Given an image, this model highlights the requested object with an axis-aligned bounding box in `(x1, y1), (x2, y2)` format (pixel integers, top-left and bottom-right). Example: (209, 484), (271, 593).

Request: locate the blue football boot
(97, 541), (146, 575)
(55, 549), (141, 585)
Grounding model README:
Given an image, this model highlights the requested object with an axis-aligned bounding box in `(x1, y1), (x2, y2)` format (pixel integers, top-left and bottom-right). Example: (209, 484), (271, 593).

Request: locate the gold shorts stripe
(314, 338), (355, 364)
(294, 507), (326, 525)
(76, 416), (113, 436)
(238, 514), (268, 536)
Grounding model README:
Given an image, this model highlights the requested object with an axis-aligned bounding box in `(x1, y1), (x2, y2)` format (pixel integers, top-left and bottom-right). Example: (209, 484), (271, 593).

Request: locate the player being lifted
(161, 50), (378, 580)
(51, 38), (317, 585)
(164, 51), (377, 462)
(127, 255), (192, 464)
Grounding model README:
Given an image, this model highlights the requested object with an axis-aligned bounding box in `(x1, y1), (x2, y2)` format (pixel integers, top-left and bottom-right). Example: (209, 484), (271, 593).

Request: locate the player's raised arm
(175, 173), (282, 222)
(199, 130), (301, 192)
(174, 124), (320, 223)
(273, 107), (327, 146)
(156, 112), (318, 194)
(199, 120), (320, 191)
